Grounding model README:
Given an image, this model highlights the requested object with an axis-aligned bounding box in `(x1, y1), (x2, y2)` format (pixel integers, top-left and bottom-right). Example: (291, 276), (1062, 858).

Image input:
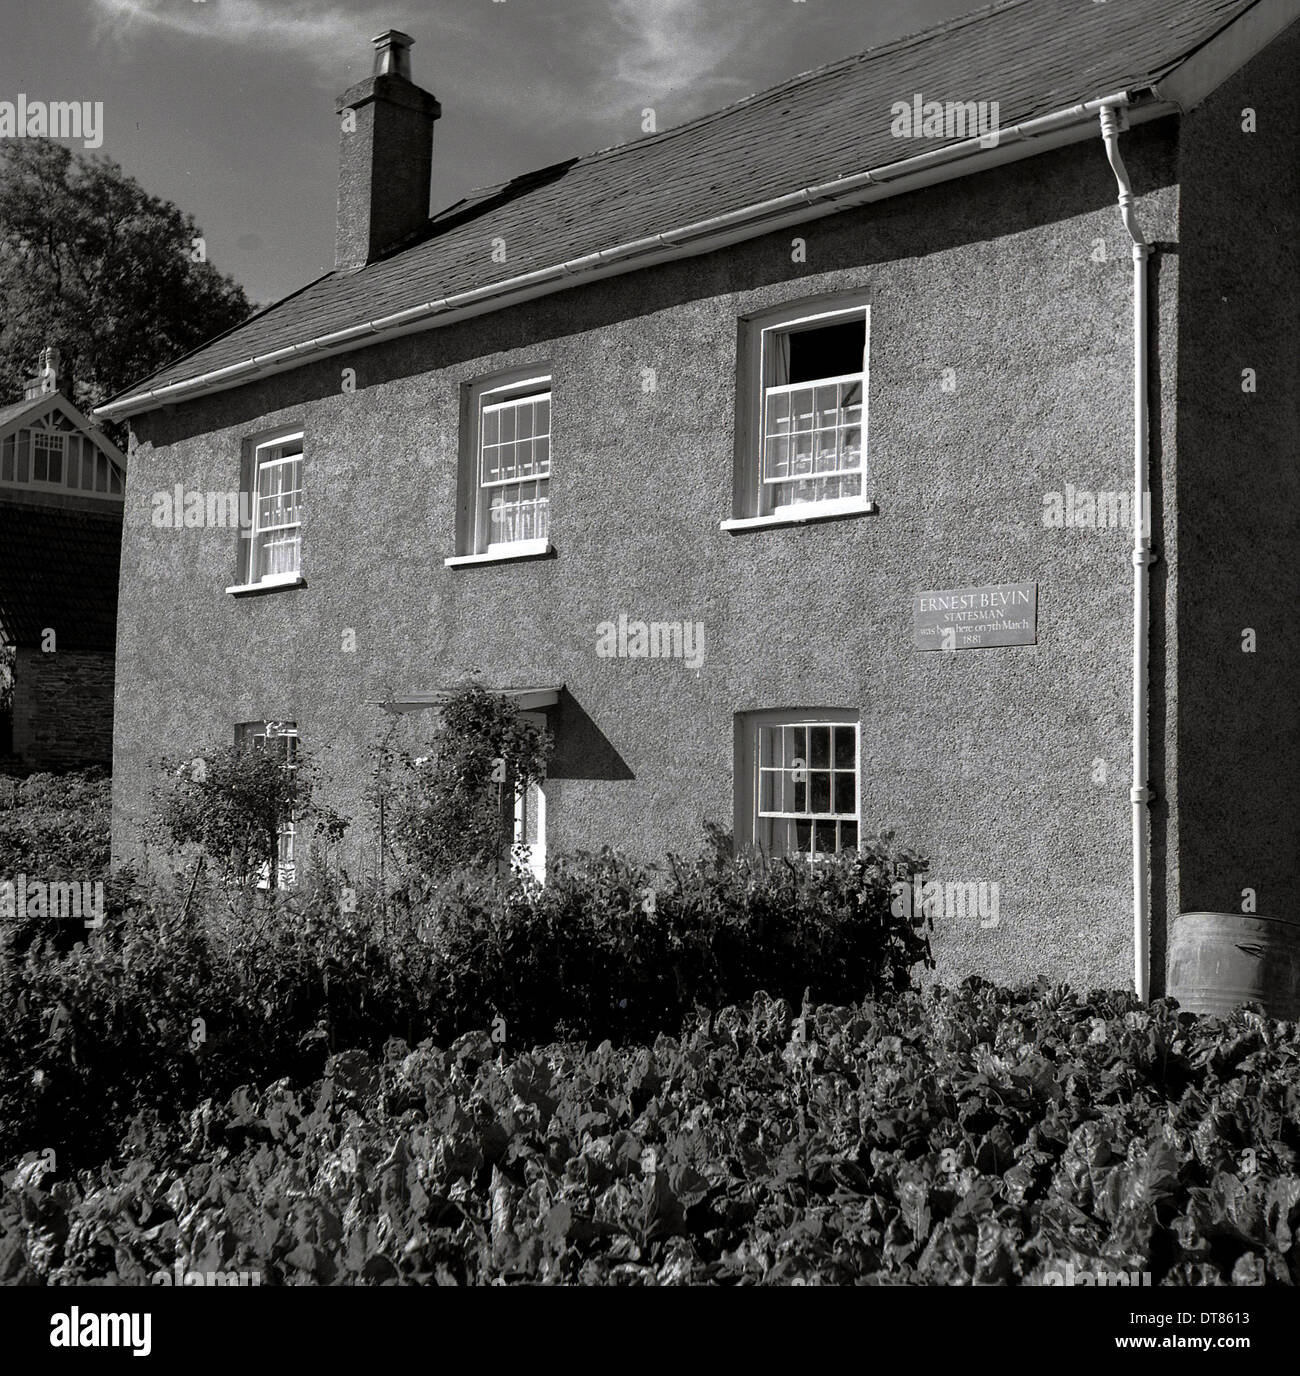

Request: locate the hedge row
(0, 770), (111, 883)
(0, 841), (929, 1167)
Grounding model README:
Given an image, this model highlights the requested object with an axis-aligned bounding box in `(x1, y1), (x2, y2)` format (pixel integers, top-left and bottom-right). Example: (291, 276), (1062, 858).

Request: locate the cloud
(85, 0), (776, 140)
(595, 0), (754, 110)
(89, 0), (376, 76)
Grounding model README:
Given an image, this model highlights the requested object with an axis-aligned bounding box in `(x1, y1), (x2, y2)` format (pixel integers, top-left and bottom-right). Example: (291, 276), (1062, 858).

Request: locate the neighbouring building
(99, 0), (1300, 997)
(0, 348), (126, 771)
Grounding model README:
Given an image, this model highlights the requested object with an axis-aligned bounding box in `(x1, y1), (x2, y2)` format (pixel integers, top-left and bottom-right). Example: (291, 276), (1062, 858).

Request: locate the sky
(1, 0), (983, 307)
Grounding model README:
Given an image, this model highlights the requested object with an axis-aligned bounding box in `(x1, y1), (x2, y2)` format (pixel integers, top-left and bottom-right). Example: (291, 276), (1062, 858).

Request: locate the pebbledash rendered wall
(1167, 26), (1300, 965)
(113, 123), (1187, 992)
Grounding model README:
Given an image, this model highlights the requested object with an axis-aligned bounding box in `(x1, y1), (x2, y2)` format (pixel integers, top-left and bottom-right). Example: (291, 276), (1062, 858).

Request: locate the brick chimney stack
(335, 31), (441, 271)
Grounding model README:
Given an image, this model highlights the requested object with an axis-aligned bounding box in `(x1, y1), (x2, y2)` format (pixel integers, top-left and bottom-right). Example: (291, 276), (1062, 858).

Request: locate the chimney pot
(372, 30), (414, 79)
(23, 346), (61, 399)
(39, 347), (60, 394)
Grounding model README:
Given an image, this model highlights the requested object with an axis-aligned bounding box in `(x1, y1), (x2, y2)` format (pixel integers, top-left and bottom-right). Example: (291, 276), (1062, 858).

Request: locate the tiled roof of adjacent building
(0, 396), (49, 430)
(110, 0), (1261, 407)
(0, 502), (121, 650)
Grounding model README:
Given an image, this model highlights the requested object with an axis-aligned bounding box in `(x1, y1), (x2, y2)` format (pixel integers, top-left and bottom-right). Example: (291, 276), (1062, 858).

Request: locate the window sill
(444, 539), (553, 568)
(720, 498), (876, 533)
(225, 573), (306, 596)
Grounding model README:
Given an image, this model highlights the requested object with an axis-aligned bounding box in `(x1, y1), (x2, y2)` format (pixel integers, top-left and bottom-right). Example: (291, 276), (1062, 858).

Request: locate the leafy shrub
(155, 741), (344, 888)
(3, 982), (1298, 1286)
(419, 841), (932, 1045)
(0, 874), (427, 1168)
(0, 884), (226, 1167)
(379, 683), (551, 884)
(0, 646), (12, 758)
(0, 836), (929, 1168)
(0, 769), (110, 879)
(0, 770), (121, 953)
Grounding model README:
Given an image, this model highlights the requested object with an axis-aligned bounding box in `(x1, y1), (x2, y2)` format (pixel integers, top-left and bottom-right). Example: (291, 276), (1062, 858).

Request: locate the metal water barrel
(1167, 912), (1300, 1020)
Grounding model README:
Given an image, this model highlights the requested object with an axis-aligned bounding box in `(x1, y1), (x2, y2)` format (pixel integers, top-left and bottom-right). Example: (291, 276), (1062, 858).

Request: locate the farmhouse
(99, 0), (1300, 999)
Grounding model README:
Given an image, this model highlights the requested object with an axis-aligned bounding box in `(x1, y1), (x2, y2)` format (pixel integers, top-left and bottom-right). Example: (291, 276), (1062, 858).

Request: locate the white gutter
(1098, 104), (1154, 1003)
(95, 88), (1176, 421)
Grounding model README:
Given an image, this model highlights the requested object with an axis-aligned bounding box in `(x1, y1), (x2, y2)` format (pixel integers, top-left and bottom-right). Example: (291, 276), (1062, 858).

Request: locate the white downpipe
(1098, 105), (1154, 1002)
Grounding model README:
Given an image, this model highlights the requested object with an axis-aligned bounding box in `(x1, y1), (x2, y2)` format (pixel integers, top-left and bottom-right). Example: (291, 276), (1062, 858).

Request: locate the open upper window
(449, 370), (552, 565)
(736, 709), (860, 858)
(728, 298), (871, 529)
(246, 432), (303, 585)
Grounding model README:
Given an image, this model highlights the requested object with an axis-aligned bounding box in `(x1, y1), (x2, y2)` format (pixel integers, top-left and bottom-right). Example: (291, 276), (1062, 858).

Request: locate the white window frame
(31, 429), (64, 486)
(735, 709), (861, 859)
(1, 415), (124, 501)
(246, 432), (304, 586)
(449, 370), (553, 565)
(725, 298), (874, 531)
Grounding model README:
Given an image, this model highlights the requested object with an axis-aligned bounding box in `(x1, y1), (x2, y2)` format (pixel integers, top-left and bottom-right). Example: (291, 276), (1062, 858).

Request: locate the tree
(0, 138), (251, 417)
(157, 743), (344, 891)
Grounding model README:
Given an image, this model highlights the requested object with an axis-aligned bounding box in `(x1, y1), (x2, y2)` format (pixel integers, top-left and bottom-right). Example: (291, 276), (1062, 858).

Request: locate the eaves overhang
(95, 86), (1184, 424)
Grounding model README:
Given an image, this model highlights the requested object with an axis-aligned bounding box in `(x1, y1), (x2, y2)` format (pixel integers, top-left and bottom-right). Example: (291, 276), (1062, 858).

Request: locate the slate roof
(0, 502), (121, 650)
(116, 0), (1258, 403)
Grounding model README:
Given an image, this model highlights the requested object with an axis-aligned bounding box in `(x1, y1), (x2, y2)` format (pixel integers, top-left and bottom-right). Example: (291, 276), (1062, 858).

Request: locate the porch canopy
(374, 685), (561, 714)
